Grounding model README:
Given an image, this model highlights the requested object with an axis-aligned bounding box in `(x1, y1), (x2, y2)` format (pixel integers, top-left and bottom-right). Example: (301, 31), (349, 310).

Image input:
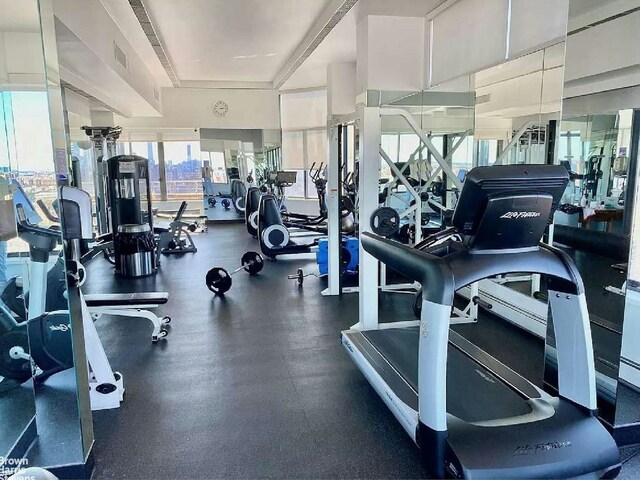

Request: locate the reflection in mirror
(556, 111), (631, 233)
(548, 0), (640, 442)
(200, 129), (281, 223)
(373, 80), (475, 244)
(0, 90), (37, 468)
(463, 45), (565, 308)
(0, 0), (85, 471)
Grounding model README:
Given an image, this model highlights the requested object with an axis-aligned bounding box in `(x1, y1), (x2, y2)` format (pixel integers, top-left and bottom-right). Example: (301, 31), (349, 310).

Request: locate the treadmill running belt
(363, 327), (533, 423)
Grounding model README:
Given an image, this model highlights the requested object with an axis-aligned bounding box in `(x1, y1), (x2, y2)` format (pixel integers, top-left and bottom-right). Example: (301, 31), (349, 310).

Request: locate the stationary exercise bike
(0, 184), (124, 409)
(0, 188), (73, 393)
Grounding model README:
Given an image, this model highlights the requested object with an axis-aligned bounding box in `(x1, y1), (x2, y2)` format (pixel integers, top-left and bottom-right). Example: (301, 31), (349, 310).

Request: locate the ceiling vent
(128, 0), (180, 87)
(476, 94), (491, 105)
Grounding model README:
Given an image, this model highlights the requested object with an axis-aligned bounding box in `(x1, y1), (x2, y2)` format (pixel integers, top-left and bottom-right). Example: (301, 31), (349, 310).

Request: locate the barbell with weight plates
(205, 251), (264, 295)
(370, 207), (400, 237)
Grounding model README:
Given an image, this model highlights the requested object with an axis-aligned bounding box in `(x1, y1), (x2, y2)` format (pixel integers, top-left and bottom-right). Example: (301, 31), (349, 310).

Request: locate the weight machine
(81, 125), (122, 235)
(158, 201), (198, 254)
(325, 102), (465, 303)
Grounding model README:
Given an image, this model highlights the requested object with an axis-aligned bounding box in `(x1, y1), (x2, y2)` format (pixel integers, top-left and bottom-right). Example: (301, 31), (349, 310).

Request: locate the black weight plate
(208, 197), (215, 207)
(430, 181), (445, 198)
(370, 207), (400, 237)
(205, 267), (232, 294)
(241, 251), (264, 275)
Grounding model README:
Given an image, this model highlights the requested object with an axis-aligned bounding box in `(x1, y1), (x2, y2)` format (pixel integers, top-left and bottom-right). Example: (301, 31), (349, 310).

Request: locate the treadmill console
(451, 165), (568, 251)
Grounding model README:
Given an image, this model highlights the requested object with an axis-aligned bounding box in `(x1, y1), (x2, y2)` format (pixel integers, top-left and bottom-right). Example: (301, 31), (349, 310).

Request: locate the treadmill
(342, 165), (621, 479)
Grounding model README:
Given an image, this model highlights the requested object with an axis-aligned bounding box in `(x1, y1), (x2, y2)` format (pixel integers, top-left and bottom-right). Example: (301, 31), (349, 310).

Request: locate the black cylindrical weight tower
(107, 155), (157, 276)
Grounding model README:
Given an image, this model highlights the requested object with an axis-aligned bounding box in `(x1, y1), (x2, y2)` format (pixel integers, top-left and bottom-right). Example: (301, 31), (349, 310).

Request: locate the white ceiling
(282, 8), (357, 90)
(55, 19), (160, 117)
(280, 0), (446, 90)
(100, 0), (173, 88)
(0, 0), (40, 32)
(143, 0), (333, 83)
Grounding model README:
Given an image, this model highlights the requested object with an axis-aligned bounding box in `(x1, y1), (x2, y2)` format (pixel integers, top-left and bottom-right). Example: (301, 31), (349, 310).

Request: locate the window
(285, 171), (306, 198)
(306, 130), (326, 169)
(282, 131), (304, 169)
(3, 92), (57, 254)
(451, 135), (474, 175)
(399, 134), (421, 163)
(476, 139), (498, 166)
(130, 142), (161, 200)
(280, 90), (328, 200)
(163, 141), (203, 200)
(306, 170), (319, 199)
(381, 134), (399, 163)
(71, 141), (94, 198)
(281, 130), (329, 199)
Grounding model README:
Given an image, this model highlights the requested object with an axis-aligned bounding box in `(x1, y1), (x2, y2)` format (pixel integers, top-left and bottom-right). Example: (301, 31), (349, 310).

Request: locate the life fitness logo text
(500, 211), (541, 219)
(49, 323), (71, 332)
(514, 441), (572, 456)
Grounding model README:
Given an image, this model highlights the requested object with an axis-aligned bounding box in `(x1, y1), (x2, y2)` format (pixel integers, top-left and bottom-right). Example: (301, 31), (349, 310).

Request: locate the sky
(0, 90), (54, 172)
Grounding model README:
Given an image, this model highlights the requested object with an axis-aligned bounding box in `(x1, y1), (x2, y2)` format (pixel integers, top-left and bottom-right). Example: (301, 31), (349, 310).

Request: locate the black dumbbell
(205, 251), (264, 295)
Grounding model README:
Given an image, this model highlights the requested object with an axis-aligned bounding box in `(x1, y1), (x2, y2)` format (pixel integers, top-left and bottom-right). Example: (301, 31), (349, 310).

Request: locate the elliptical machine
(245, 186), (262, 237)
(257, 194), (319, 258)
(230, 178), (247, 215)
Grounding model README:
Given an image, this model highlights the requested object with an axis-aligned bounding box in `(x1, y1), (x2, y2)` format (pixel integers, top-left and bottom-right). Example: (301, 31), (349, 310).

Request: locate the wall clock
(212, 100), (229, 118)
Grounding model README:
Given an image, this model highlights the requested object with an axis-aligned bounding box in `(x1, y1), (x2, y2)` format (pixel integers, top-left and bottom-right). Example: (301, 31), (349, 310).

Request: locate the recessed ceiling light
(246, 54), (258, 59)
(194, 58), (201, 62)
(265, 53), (277, 57)
(234, 55), (247, 59)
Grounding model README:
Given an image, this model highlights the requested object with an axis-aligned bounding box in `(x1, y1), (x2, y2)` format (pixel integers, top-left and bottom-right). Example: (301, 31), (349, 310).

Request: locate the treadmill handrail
(360, 232), (582, 305)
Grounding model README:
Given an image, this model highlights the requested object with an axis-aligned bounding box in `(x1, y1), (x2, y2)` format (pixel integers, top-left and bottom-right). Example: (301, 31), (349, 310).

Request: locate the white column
(325, 62), (357, 296)
(358, 106), (381, 329)
(325, 126), (341, 296)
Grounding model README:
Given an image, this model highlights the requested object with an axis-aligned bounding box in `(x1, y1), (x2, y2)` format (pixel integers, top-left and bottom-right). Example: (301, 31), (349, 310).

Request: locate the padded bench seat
(84, 292), (169, 307)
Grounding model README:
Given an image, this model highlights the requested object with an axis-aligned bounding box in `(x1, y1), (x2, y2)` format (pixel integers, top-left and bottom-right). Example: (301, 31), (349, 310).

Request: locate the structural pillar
(358, 106), (381, 329)
(325, 62), (357, 296)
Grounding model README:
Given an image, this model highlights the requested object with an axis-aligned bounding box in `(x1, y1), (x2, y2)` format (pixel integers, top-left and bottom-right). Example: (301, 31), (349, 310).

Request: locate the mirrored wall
(200, 128), (281, 222)
(549, 0), (640, 440)
(0, 0), (86, 473)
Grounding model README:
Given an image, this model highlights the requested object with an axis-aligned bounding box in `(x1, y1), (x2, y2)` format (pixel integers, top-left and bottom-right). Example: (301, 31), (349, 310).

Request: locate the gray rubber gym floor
(83, 223), (640, 479)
